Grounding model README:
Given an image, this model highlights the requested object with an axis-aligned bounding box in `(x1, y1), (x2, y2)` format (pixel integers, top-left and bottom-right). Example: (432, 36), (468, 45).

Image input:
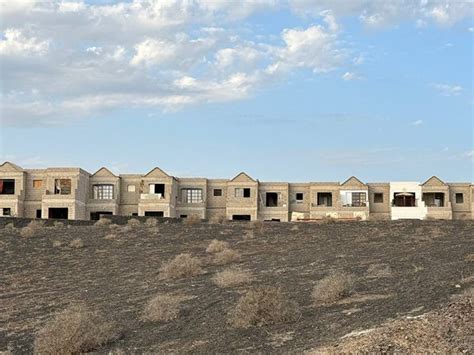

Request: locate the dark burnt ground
(0, 220), (473, 354)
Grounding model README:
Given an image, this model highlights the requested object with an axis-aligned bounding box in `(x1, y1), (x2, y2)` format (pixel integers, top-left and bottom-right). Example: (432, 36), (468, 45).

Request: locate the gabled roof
(341, 176), (366, 187)
(144, 167), (170, 178)
(421, 176), (446, 186)
(230, 172), (256, 182)
(92, 167), (117, 177)
(0, 161), (24, 172)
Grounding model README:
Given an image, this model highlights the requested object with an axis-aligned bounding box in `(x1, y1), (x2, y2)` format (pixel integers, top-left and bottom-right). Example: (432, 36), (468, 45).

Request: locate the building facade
(0, 162), (472, 221)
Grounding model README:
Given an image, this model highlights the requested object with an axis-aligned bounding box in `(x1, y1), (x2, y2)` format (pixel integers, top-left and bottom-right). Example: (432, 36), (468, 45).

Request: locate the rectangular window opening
(3, 208), (11, 216)
(351, 192), (367, 207)
(182, 188), (203, 203)
(0, 179), (15, 195)
(374, 193), (384, 203)
(36, 209), (42, 218)
(49, 208), (68, 219)
(317, 192), (333, 207)
(33, 180), (43, 189)
(145, 211), (164, 217)
(295, 192), (304, 202)
(54, 179), (71, 195)
(213, 189), (222, 197)
(266, 192), (278, 207)
(93, 184), (114, 200)
(455, 193), (464, 204)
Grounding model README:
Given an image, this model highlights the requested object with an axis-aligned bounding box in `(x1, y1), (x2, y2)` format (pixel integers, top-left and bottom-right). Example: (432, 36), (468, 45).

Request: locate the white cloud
(1, 0), (471, 126)
(288, 0), (473, 28)
(411, 119), (423, 126)
(342, 72), (360, 81)
(0, 28), (49, 57)
(276, 25), (343, 73)
(431, 83), (463, 96)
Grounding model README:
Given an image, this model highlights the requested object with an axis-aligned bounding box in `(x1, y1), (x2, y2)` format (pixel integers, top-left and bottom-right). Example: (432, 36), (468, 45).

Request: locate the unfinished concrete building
(0, 162), (472, 221)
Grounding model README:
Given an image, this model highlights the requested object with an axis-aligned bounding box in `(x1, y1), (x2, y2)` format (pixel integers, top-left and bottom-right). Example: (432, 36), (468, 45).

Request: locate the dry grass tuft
(95, 218), (111, 226)
(252, 220), (265, 233)
(312, 272), (354, 304)
(53, 221), (64, 228)
(145, 218), (158, 227)
(20, 220), (43, 238)
(465, 254), (474, 262)
(206, 239), (229, 253)
(159, 253), (203, 279)
(108, 223), (120, 230)
(34, 304), (119, 355)
(243, 230), (255, 240)
(213, 248), (241, 265)
(367, 264), (392, 278)
(141, 294), (190, 322)
(184, 215), (201, 225)
(104, 234), (118, 240)
(5, 222), (15, 230)
(127, 218), (141, 226)
(69, 238), (85, 249)
(212, 268), (253, 288)
(52, 240), (63, 247)
(229, 286), (299, 328)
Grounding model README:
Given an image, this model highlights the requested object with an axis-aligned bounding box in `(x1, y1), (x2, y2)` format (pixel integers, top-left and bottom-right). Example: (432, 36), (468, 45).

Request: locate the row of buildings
(0, 162), (472, 221)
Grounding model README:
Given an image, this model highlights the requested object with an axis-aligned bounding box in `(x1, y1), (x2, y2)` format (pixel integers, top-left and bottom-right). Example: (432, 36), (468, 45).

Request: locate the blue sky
(0, 0), (472, 182)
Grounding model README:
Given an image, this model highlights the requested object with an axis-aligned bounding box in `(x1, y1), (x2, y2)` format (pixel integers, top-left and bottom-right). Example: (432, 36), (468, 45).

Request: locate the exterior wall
(137, 173), (177, 217)
(175, 178), (207, 219)
(257, 183), (289, 222)
(226, 175), (258, 220)
(421, 180), (452, 219)
(87, 171), (120, 217)
(289, 183), (310, 221)
(368, 183), (391, 220)
(448, 183), (472, 220)
(309, 183), (341, 219)
(1, 162), (472, 221)
(389, 182), (427, 220)
(206, 179), (227, 221)
(119, 175), (141, 216)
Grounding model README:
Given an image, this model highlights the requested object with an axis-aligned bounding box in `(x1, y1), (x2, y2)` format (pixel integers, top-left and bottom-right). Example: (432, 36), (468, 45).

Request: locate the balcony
(140, 193), (166, 200)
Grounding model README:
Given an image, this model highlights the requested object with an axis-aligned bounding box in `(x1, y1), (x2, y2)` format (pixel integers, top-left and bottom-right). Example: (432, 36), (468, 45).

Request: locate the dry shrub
(141, 294), (189, 322)
(104, 234), (118, 240)
(252, 220), (264, 233)
(290, 225), (299, 231)
(52, 240), (63, 247)
(367, 264), (392, 278)
(20, 220), (43, 238)
(69, 238), (84, 249)
(212, 268), (253, 288)
(5, 222), (15, 230)
(229, 286), (299, 328)
(120, 225), (132, 233)
(159, 253), (203, 279)
(312, 272), (354, 304)
(243, 230), (255, 240)
(465, 254), (474, 262)
(34, 304), (119, 355)
(184, 215), (201, 225)
(206, 239), (229, 253)
(53, 221), (64, 228)
(145, 218), (158, 227)
(213, 248), (241, 265)
(108, 223), (120, 230)
(95, 218), (111, 226)
(127, 218), (141, 226)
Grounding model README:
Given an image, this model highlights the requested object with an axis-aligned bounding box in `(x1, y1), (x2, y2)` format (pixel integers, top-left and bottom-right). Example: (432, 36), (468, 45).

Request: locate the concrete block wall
(0, 162), (472, 221)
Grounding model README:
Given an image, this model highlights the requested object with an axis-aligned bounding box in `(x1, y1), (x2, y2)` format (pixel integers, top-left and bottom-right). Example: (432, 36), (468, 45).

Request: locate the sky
(0, 0), (473, 182)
